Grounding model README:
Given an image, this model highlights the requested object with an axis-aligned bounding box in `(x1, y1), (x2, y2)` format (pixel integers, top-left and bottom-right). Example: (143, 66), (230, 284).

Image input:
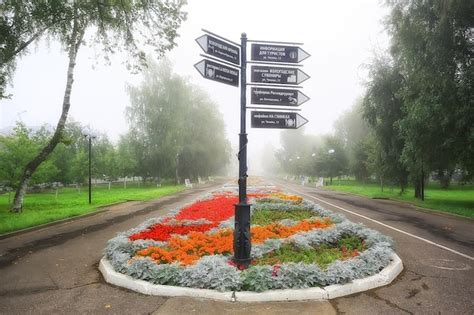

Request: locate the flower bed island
(101, 186), (401, 298)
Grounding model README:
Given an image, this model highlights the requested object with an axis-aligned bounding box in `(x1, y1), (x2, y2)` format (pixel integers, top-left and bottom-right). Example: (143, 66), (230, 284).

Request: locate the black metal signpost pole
(195, 30), (309, 268)
(234, 32), (251, 267)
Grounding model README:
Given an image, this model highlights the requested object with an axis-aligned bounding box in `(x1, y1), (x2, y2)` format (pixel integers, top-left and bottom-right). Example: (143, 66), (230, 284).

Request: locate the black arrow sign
(250, 87), (310, 106)
(251, 66), (310, 85)
(194, 59), (239, 87)
(251, 111), (309, 129)
(196, 34), (240, 65)
(251, 44), (310, 63)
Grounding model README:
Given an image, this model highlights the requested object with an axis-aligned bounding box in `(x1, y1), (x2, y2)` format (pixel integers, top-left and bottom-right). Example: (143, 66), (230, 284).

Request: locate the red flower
(129, 223), (218, 241)
(272, 264), (281, 277)
(129, 194), (240, 242)
(174, 195), (238, 223)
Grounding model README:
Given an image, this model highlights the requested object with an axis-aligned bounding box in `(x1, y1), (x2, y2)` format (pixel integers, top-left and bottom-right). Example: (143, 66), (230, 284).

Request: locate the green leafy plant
(254, 235), (366, 268)
(251, 209), (316, 225)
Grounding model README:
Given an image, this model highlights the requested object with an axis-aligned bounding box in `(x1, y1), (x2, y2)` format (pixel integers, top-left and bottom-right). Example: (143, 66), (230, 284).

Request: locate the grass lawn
(0, 183), (185, 235)
(322, 179), (474, 218)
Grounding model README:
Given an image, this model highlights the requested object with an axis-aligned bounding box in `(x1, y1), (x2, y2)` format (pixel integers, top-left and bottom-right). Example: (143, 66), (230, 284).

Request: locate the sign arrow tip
(297, 91), (310, 106)
(298, 47), (311, 63)
(195, 35), (208, 53)
(194, 60), (206, 77)
(297, 69), (311, 84)
(297, 114), (309, 128)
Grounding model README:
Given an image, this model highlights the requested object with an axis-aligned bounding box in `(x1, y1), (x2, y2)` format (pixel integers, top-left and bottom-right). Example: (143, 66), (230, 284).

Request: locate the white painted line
(285, 185), (474, 261)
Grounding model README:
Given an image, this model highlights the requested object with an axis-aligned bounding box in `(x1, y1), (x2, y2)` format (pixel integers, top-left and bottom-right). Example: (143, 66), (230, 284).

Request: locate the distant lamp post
(328, 149), (335, 185)
(83, 132), (96, 204)
(175, 152), (180, 185)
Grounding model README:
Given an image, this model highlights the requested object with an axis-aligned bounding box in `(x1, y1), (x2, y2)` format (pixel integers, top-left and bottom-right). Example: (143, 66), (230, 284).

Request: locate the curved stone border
(99, 253), (403, 302)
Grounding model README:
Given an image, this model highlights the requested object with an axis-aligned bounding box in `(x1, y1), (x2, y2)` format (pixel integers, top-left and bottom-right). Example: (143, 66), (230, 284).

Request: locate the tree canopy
(125, 58), (231, 182)
(1, 0), (187, 211)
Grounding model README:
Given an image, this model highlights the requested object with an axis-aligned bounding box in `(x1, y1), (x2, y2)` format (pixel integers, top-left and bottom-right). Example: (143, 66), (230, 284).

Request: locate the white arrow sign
(194, 59), (239, 87)
(195, 34), (240, 65)
(251, 44), (310, 63)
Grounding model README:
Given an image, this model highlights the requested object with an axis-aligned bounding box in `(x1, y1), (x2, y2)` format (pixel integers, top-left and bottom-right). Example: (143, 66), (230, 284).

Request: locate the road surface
(272, 178), (473, 314)
(0, 179), (472, 314)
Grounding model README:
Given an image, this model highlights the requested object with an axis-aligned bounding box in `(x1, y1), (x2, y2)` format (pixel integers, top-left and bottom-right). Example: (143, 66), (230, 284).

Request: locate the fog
(0, 0), (390, 175)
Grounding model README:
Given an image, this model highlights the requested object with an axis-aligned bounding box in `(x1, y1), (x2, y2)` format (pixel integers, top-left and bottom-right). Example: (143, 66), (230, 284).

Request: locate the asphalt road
(0, 179), (472, 314)
(0, 182), (227, 314)
(272, 178), (474, 314)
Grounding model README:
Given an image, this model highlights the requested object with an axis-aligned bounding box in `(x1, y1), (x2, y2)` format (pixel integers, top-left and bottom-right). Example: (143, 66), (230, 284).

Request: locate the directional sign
(251, 87), (310, 106)
(194, 59), (239, 87)
(251, 111), (309, 129)
(251, 66), (310, 85)
(251, 44), (310, 63)
(196, 34), (240, 65)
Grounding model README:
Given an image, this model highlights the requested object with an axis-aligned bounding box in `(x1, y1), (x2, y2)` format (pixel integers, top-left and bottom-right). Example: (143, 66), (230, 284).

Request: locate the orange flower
(270, 192), (303, 203)
(136, 219), (333, 266)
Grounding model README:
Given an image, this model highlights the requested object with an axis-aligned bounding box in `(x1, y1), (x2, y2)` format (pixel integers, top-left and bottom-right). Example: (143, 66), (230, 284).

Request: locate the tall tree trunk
(414, 180), (421, 199)
(11, 21), (84, 213)
(421, 167), (425, 201)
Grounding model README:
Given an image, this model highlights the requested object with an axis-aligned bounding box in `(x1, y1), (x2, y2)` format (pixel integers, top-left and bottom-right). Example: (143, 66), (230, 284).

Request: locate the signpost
(194, 59), (239, 87)
(196, 34), (240, 65)
(251, 111), (308, 129)
(250, 87), (310, 106)
(195, 30), (311, 269)
(251, 43), (310, 63)
(251, 65), (310, 85)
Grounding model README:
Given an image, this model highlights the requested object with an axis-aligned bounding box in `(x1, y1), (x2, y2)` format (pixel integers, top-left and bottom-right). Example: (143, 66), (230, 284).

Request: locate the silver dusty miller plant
(103, 191), (396, 292)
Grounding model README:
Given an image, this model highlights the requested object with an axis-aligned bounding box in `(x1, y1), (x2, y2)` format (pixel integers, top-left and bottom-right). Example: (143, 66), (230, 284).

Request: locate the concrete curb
(99, 253), (403, 302)
(99, 258), (233, 301)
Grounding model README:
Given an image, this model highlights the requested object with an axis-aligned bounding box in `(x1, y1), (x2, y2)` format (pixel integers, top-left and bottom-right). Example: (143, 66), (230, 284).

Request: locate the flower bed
(103, 189), (395, 292)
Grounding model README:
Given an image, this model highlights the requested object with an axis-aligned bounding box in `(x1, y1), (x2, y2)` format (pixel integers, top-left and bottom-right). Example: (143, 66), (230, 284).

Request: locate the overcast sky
(0, 0), (390, 170)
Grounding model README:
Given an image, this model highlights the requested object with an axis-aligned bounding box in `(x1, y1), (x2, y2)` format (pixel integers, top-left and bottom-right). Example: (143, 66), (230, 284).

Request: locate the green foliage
(312, 135), (348, 180)
(0, 0), (187, 99)
(0, 183), (184, 234)
(254, 236), (366, 268)
(275, 129), (322, 176)
(125, 59), (231, 181)
(362, 55), (408, 191)
(0, 122), (58, 188)
(334, 99), (375, 182)
(254, 243), (340, 267)
(0, 120), (140, 187)
(2, 0), (187, 212)
(337, 235), (365, 251)
(362, 0), (473, 197)
(251, 209), (315, 225)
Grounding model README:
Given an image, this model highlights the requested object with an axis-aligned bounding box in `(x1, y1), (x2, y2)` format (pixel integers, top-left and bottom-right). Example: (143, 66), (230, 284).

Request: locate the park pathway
(273, 178), (474, 314)
(1, 178), (472, 314)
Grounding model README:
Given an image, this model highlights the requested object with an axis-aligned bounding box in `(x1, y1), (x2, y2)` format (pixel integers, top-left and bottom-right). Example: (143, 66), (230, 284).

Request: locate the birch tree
(0, 0), (187, 212)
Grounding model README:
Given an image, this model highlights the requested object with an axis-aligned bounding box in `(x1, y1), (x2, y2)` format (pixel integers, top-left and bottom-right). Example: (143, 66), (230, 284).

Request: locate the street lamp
(328, 149), (335, 185)
(83, 132), (96, 204)
(175, 151), (180, 185)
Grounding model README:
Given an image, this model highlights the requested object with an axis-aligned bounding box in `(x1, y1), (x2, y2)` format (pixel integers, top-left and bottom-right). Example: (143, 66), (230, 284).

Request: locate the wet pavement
(0, 179), (472, 314)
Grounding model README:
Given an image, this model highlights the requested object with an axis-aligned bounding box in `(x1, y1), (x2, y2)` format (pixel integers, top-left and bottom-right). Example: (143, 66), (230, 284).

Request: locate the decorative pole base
(233, 202), (251, 268)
